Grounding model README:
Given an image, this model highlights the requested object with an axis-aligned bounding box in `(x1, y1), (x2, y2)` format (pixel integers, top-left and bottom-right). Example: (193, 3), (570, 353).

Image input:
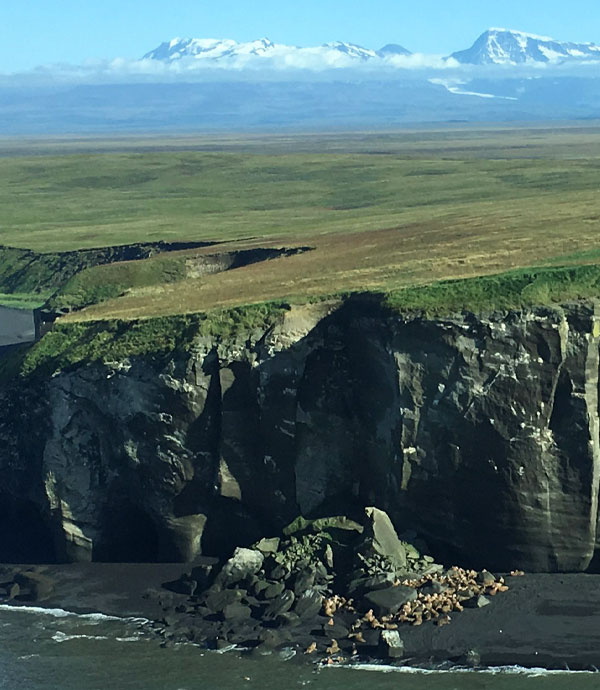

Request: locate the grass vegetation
(46, 253), (188, 311)
(383, 264), (600, 316)
(18, 302), (289, 377)
(0, 292), (48, 309)
(15, 263), (600, 378)
(3, 125), (600, 323)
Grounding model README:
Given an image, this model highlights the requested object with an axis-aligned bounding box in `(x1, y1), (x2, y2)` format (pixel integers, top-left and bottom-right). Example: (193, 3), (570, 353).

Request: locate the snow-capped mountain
(143, 37), (410, 66)
(322, 41), (378, 60)
(141, 30), (600, 71)
(143, 37), (279, 61)
(450, 28), (600, 65)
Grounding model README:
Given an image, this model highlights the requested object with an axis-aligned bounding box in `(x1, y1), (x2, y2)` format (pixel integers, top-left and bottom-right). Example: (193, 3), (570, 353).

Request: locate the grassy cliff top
(9, 261), (600, 381)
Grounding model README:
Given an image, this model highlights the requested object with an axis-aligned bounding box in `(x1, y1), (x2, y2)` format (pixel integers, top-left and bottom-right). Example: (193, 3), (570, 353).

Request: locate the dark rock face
(1, 299), (599, 571)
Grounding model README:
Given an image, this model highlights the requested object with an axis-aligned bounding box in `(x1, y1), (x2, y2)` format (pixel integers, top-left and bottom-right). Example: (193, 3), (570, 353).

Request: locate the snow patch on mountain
(322, 41), (378, 60)
(488, 28), (555, 43)
(144, 37), (279, 61)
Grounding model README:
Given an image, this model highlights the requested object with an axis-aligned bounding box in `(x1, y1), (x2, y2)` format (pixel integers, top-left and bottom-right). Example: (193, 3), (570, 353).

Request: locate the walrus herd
(155, 507), (515, 664)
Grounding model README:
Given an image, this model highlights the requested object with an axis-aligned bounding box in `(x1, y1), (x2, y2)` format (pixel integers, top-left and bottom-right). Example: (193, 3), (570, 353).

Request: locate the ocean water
(0, 606), (598, 690)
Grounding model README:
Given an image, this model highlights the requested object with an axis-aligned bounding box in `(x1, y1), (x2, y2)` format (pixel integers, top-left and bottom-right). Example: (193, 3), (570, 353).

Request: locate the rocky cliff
(1, 297), (599, 572)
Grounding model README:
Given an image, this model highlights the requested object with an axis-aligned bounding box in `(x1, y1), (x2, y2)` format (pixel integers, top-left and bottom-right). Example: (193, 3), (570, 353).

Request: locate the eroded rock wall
(1, 299), (599, 571)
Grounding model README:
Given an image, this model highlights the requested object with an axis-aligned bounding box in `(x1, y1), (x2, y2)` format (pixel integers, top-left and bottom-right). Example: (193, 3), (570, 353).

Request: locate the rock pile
(158, 507), (512, 662)
(0, 567), (56, 602)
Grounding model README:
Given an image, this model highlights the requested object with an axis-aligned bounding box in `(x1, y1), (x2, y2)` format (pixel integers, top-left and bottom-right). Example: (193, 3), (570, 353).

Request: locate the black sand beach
(4, 563), (599, 671)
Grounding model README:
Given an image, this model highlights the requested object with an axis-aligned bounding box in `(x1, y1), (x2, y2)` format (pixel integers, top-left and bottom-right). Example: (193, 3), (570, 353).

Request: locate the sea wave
(115, 635), (145, 642)
(51, 631), (109, 643)
(339, 663), (599, 676)
(0, 603), (149, 625)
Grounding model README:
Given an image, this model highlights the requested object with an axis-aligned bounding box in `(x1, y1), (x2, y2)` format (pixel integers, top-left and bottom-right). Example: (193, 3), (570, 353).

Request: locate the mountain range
(143, 28), (600, 68)
(142, 37), (406, 65)
(4, 28), (600, 135)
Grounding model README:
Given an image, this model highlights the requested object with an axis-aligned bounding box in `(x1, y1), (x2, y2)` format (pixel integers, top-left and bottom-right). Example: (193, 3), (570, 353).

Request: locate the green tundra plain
(3, 124), (600, 324)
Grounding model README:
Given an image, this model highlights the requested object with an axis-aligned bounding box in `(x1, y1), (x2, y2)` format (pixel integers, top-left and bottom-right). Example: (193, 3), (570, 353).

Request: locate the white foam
(52, 631), (109, 643)
(335, 662), (597, 676)
(0, 603), (149, 625)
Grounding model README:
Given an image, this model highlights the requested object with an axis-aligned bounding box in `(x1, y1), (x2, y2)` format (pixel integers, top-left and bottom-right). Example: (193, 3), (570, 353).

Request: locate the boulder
(214, 637), (232, 651)
(363, 585), (417, 616)
(404, 543), (421, 561)
(13, 572), (54, 602)
(322, 621), (349, 639)
(477, 570), (496, 586)
(360, 508), (407, 568)
(164, 574), (197, 596)
(379, 630), (405, 659)
(251, 579), (270, 598)
(217, 548), (264, 587)
(419, 581), (450, 596)
(205, 588), (244, 614)
(269, 564), (289, 581)
(283, 516), (363, 537)
(4, 583), (20, 600)
(254, 538), (280, 554)
(294, 589), (323, 619)
(264, 590), (295, 619)
(348, 572), (396, 595)
(222, 602), (252, 621)
(258, 628), (286, 648)
(359, 628), (382, 647)
(292, 569), (315, 595)
(274, 611), (301, 628)
(263, 581), (285, 600)
(464, 594), (491, 609)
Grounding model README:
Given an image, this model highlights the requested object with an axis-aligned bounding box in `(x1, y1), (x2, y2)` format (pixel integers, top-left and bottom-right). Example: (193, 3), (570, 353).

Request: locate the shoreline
(2, 563), (600, 671)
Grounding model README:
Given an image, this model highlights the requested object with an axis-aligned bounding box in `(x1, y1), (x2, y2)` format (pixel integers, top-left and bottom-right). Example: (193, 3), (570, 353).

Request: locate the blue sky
(2, 0), (600, 72)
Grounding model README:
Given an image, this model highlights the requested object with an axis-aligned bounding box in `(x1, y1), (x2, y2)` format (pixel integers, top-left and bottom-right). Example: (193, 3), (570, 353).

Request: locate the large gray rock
(363, 585), (418, 616)
(217, 548), (264, 587)
(13, 571), (55, 602)
(379, 630), (405, 659)
(294, 589), (323, 619)
(360, 507), (407, 568)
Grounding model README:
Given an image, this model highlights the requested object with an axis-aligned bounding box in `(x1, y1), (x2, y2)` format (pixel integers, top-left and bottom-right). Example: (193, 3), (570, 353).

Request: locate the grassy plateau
(2, 124), (600, 324)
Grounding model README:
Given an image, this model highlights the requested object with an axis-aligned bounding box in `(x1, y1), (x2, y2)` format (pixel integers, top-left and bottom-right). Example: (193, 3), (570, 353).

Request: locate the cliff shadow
(0, 495), (57, 564)
(93, 498), (160, 563)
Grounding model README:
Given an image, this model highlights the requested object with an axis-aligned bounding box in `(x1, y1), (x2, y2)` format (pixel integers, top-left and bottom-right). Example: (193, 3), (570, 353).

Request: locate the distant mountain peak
(143, 36), (411, 65)
(487, 28), (555, 42)
(321, 41), (378, 59)
(143, 37), (277, 61)
(450, 28), (600, 65)
(377, 43), (412, 57)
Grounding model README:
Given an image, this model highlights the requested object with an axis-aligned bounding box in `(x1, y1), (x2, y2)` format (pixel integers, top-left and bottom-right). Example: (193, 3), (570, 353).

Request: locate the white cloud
(1, 48), (600, 88)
